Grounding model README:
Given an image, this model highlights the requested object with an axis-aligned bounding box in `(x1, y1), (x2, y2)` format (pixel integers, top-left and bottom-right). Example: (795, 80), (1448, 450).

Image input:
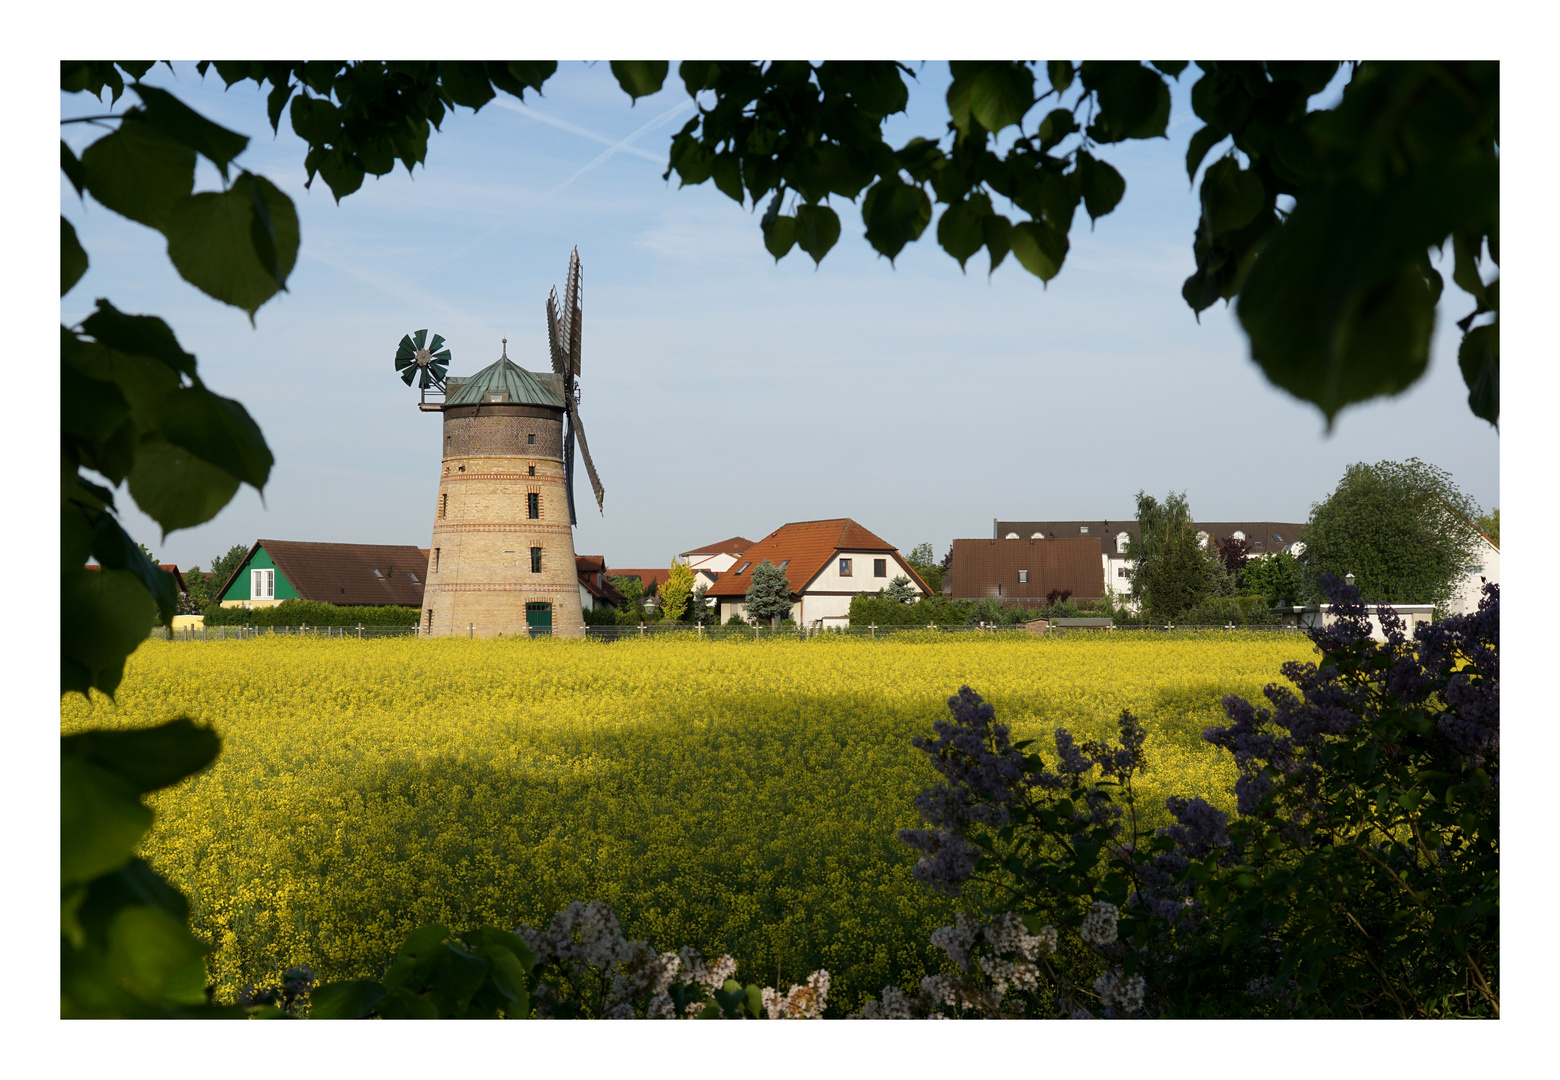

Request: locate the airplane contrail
(538, 97), (696, 201)
(492, 98), (667, 164)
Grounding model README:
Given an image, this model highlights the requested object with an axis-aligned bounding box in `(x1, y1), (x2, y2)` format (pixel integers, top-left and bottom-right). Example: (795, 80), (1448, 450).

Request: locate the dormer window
(484, 391), (509, 403)
(1079, 526), (1089, 534)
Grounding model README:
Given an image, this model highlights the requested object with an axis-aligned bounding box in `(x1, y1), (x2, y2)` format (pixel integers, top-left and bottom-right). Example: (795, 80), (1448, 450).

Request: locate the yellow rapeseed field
(60, 632), (1317, 1012)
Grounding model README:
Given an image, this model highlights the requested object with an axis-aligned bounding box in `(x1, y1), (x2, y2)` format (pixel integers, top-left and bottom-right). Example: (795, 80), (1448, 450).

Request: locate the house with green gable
(216, 540), (429, 609)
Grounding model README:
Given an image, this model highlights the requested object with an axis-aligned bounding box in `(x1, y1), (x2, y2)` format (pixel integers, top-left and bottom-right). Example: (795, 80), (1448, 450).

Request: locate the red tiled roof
(610, 568), (672, 594)
(157, 564), (189, 594)
(679, 536), (754, 558)
(705, 518), (929, 598)
(576, 556), (625, 604)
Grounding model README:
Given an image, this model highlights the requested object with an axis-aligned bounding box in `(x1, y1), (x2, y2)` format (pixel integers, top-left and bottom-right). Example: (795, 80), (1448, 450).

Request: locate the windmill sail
(566, 398), (605, 515)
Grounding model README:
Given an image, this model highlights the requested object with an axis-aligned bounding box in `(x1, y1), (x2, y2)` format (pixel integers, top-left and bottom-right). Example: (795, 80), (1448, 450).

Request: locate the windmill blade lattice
(394, 328), (451, 389)
(566, 398), (606, 515)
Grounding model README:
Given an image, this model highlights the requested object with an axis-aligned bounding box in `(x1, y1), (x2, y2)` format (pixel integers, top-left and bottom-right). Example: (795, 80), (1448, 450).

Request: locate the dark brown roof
(994, 519), (1307, 557)
(576, 556), (625, 605)
(679, 536), (754, 558)
(948, 538), (1104, 601)
(705, 518), (930, 598)
(227, 540), (428, 606)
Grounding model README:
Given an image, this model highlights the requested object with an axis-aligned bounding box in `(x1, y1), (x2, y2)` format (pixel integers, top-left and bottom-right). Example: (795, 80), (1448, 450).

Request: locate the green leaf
(80, 299), (197, 377)
(60, 362), (129, 446)
(762, 213), (797, 261)
(1076, 152), (1125, 223)
(861, 176), (931, 262)
(983, 213), (1012, 274)
(1082, 62), (1171, 142)
(311, 980), (387, 1019)
(937, 195), (989, 269)
(80, 116), (196, 231)
(1009, 220), (1069, 281)
(90, 509), (177, 624)
(1036, 108), (1077, 151)
(1235, 169), (1473, 424)
(1185, 124), (1228, 182)
(60, 567), (156, 697)
(61, 755), (153, 884)
(1046, 61), (1074, 94)
(126, 437), (242, 534)
(711, 154), (744, 203)
(667, 133), (714, 187)
(288, 94), (341, 146)
(794, 203), (841, 265)
(61, 139), (87, 196)
(63, 717), (221, 794)
(103, 905), (209, 1005)
(969, 63), (1034, 134)
(62, 217), (89, 296)
(307, 146), (366, 202)
(1151, 61), (1190, 78)
(429, 945), (489, 1017)
(1201, 156), (1265, 235)
(378, 987), (439, 1019)
(1458, 321), (1498, 427)
(163, 172), (299, 318)
(131, 84), (249, 180)
(610, 61), (669, 102)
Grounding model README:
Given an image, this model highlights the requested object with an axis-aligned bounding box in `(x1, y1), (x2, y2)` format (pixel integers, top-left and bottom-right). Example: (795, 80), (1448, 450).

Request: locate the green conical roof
(444, 343), (565, 409)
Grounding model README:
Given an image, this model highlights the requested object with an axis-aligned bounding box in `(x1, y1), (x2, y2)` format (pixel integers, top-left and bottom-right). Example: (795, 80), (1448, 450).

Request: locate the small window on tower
(433, 548), (440, 571)
(528, 493), (540, 520)
(528, 465), (536, 477)
(439, 493), (447, 518)
(426, 609), (433, 632)
(528, 433), (536, 445)
(530, 547), (543, 573)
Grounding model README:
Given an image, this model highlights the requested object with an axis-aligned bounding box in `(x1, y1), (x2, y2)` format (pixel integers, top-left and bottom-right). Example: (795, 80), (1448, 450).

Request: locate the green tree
(884, 575), (917, 603)
(1300, 458), (1481, 612)
(661, 560), (696, 623)
(690, 581), (714, 625)
(744, 560), (794, 628)
(205, 543), (250, 599)
(906, 542), (944, 595)
(1241, 548), (1305, 608)
(1475, 507), (1499, 546)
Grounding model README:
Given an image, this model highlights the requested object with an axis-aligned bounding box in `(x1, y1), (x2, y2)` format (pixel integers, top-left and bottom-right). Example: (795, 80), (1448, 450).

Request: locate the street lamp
(1345, 572), (1355, 588)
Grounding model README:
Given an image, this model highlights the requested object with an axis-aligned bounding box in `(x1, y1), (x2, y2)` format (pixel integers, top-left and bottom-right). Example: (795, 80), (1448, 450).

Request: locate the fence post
(928, 623), (936, 631)
(639, 623), (645, 637)
(698, 624), (704, 640)
(468, 623), (474, 638)
(358, 624), (364, 640)
(869, 623), (876, 639)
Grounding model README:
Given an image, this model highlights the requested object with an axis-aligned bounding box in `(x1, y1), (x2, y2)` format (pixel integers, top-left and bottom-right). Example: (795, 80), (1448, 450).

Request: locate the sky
(61, 61), (1501, 571)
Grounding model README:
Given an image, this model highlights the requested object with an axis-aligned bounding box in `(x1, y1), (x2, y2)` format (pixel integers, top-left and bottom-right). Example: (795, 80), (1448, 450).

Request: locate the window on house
(528, 465), (536, 477)
(439, 493), (447, 518)
(406, 571), (419, 584)
(433, 548), (440, 572)
(1079, 526), (1089, 534)
(736, 562), (751, 575)
(371, 567), (385, 579)
(426, 609), (433, 632)
(530, 547), (543, 573)
(528, 493), (540, 519)
(1272, 533), (1284, 544)
(997, 583), (1004, 596)
(778, 559), (790, 571)
(250, 568), (274, 599)
(839, 558), (853, 576)
(527, 433), (536, 445)
(1018, 570), (1028, 583)
(874, 559), (887, 577)
(1118, 567), (1129, 578)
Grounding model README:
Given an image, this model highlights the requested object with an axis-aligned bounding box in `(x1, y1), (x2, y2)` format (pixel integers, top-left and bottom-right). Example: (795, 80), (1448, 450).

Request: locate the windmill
(394, 329), (451, 391)
(545, 248), (606, 525)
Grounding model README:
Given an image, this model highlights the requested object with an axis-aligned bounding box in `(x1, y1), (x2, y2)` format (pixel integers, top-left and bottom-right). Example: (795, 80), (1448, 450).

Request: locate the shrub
(872, 578), (1500, 1018)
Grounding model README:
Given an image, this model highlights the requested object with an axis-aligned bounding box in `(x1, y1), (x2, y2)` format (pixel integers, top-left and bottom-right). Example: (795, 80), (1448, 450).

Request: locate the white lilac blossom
(1093, 970), (1146, 1014)
(1079, 901), (1119, 946)
(762, 970), (831, 1018)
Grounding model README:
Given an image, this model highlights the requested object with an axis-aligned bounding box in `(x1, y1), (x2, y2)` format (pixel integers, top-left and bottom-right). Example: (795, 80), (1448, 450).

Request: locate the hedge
(201, 600), (420, 626)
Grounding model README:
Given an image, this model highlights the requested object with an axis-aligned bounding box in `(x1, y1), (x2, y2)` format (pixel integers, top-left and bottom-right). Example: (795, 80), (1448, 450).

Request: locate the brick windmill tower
(396, 249), (606, 638)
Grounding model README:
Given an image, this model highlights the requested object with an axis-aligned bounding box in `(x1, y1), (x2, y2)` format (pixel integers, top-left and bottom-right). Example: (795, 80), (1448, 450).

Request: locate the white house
(1448, 529), (1500, 616)
(676, 536), (755, 589)
(705, 518), (930, 627)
